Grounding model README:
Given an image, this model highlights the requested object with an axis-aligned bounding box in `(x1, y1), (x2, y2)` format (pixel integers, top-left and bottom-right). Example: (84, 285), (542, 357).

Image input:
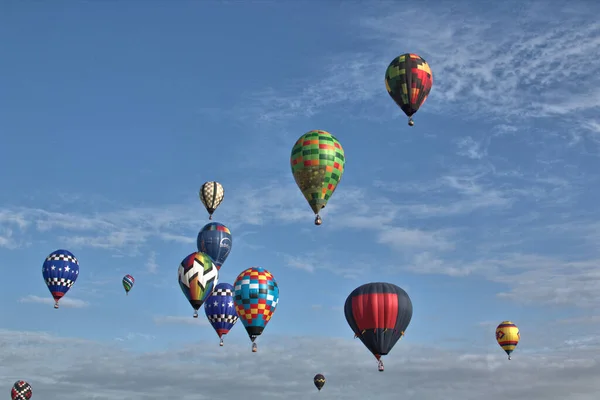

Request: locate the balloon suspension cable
(252, 343), (258, 353)
(408, 117), (414, 126)
(378, 359), (384, 372)
(315, 215), (322, 226)
(220, 338), (224, 347)
(193, 311), (198, 318)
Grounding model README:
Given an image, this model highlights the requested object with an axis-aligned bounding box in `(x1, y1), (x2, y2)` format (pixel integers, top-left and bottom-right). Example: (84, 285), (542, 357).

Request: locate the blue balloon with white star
(42, 249), (79, 309)
(204, 282), (239, 346)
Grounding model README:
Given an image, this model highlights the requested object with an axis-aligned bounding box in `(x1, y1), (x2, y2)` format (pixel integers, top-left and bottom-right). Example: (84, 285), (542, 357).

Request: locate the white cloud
(18, 295), (89, 308)
(377, 227), (454, 252)
(146, 251), (158, 274)
(153, 315), (210, 326)
(114, 332), (156, 342)
(2, 329), (600, 399)
(233, 2), (600, 155)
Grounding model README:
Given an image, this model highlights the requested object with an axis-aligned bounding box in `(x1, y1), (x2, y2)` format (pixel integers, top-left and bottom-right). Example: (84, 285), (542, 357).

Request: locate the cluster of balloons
(12, 53), (520, 398)
(182, 181), (280, 353)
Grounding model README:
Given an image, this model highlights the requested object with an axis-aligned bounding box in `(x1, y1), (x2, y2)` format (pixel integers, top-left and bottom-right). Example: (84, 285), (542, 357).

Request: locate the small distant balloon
(42, 249), (79, 309)
(11, 380), (32, 400)
(122, 274), (135, 295)
(496, 321), (520, 360)
(199, 181), (224, 220)
(313, 374), (325, 391)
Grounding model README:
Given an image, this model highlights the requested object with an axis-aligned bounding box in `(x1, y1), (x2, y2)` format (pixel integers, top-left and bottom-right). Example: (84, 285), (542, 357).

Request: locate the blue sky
(1, 1), (600, 399)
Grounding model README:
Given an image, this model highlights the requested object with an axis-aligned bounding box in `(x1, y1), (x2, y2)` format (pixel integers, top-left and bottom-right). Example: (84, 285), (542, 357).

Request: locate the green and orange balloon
(290, 130), (345, 226)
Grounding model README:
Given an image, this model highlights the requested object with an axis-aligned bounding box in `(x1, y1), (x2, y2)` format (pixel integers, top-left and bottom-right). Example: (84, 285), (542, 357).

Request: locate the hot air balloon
(196, 222), (232, 270)
(178, 252), (219, 318)
(313, 374), (325, 391)
(42, 249), (79, 309)
(199, 181), (224, 220)
(385, 53), (433, 126)
(122, 274), (135, 295)
(233, 267), (279, 353)
(290, 130), (345, 226)
(344, 282), (412, 372)
(11, 380), (32, 400)
(204, 282), (239, 346)
(496, 321), (520, 360)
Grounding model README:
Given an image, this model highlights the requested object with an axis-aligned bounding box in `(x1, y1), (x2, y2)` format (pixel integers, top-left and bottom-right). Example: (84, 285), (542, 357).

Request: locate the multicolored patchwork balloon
(122, 274), (135, 295)
(233, 267), (279, 352)
(290, 130), (345, 226)
(42, 249), (79, 309)
(385, 53), (433, 126)
(196, 222), (232, 270)
(204, 282), (239, 346)
(199, 181), (224, 220)
(178, 252), (219, 318)
(11, 380), (32, 400)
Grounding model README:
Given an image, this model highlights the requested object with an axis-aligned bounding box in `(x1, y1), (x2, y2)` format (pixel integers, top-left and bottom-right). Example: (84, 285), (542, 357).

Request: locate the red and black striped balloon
(344, 282), (413, 359)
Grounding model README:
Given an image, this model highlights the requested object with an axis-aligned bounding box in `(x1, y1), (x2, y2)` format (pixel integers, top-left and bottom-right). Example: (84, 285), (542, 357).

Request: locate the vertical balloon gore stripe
(351, 293), (398, 331)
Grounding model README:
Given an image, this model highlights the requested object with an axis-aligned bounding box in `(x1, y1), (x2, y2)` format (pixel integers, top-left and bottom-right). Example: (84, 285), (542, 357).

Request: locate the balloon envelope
(178, 252), (219, 311)
(344, 282), (412, 358)
(496, 321), (520, 357)
(196, 222), (232, 270)
(233, 267), (279, 341)
(313, 374), (325, 391)
(122, 274), (135, 294)
(42, 249), (79, 307)
(290, 130), (345, 221)
(385, 53), (433, 124)
(11, 380), (32, 400)
(199, 181), (224, 219)
(204, 282), (239, 339)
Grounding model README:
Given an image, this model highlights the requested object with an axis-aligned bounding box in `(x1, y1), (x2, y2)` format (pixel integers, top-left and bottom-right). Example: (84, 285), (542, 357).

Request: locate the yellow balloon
(496, 321), (520, 360)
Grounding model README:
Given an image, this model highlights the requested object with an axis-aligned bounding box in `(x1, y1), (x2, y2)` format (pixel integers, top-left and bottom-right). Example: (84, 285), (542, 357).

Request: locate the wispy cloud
(4, 328), (600, 399)
(115, 332), (156, 342)
(153, 315), (209, 326)
(19, 295), (89, 308)
(235, 3), (600, 139)
(146, 251), (158, 274)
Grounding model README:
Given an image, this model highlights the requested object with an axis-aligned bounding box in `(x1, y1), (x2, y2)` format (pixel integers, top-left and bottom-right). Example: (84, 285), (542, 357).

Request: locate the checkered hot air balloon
(178, 252), (219, 318)
(122, 274), (135, 295)
(199, 181), (224, 220)
(233, 267), (279, 353)
(42, 249), (79, 309)
(11, 380), (32, 400)
(204, 282), (238, 346)
(344, 282), (413, 372)
(385, 53), (433, 126)
(290, 130), (345, 226)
